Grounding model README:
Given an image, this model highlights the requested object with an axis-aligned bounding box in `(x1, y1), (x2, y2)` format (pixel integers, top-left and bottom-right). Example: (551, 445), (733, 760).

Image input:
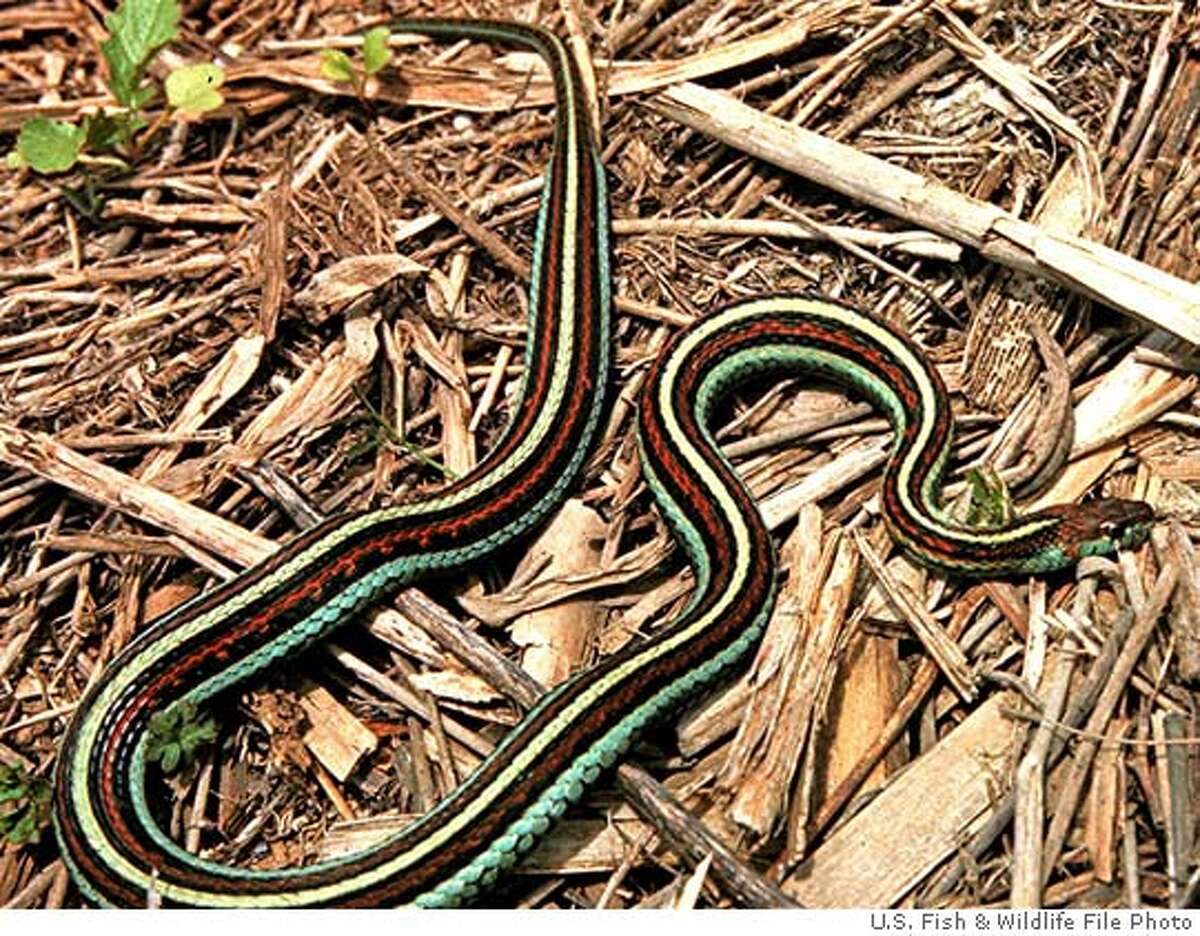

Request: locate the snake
(51, 18), (1154, 908)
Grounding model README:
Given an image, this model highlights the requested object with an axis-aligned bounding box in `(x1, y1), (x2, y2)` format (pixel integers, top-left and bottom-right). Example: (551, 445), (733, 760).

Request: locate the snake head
(1045, 498), (1155, 561)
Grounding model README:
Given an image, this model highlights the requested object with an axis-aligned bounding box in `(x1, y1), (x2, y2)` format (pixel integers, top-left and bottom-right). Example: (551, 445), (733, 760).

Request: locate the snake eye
(1099, 520), (1122, 538)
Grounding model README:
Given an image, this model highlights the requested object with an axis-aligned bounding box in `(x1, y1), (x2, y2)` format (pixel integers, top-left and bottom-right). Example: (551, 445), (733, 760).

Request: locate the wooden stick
(649, 82), (1200, 345)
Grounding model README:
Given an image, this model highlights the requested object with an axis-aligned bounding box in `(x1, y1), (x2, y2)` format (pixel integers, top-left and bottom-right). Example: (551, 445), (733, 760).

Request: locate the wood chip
(785, 694), (1019, 906)
(297, 680), (377, 783)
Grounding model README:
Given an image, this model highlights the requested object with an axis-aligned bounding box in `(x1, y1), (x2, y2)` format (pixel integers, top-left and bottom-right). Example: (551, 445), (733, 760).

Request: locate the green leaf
(160, 744), (180, 773)
(84, 112), (134, 151)
(0, 765), (51, 846)
(17, 118), (86, 174)
(965, 467), (1013, 528)
(6, 150), (26, 170)
(165, 63), (226, 116)
(128, 84), (158, 110)
(101, 0), (181, 107)
(320, 48), (357, 85)
(9, 811), (36, 846)
(147, 701), (216, 773)
(362, 27), (392, 75)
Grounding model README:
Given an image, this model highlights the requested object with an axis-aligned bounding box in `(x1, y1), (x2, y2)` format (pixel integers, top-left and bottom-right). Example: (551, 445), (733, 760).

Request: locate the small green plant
(348, 386), (452, 478)
(146, 701), (217, 773)
(321, 26), (393, 95)
(9, 0), (226, 175)
(965, 466), (1014, 528)
(0, 763), (52, 846)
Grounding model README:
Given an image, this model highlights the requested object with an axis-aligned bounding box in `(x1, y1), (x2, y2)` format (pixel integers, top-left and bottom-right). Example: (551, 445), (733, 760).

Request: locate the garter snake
(52, 18), (1154, 908)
